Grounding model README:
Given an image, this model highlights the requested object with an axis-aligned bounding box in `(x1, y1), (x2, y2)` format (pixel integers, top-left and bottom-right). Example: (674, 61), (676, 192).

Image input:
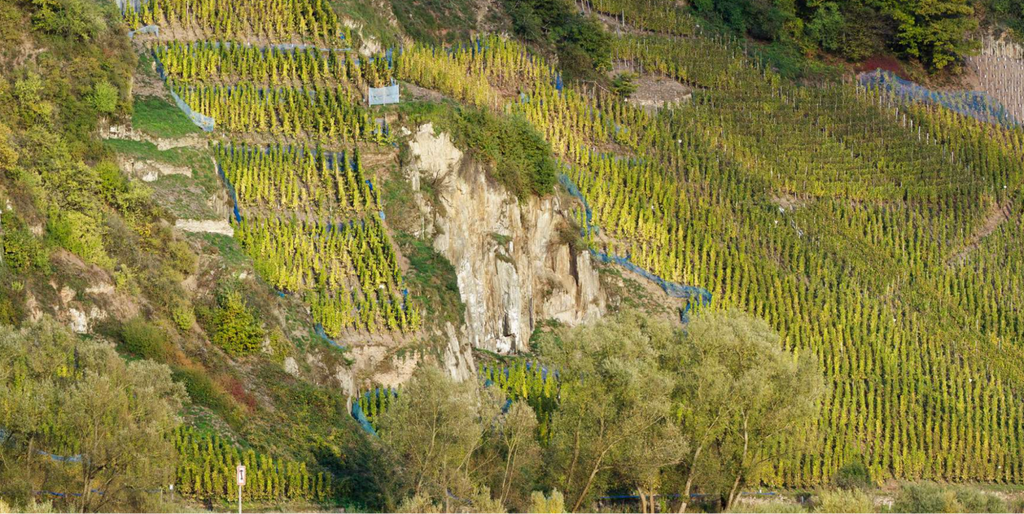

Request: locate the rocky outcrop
(175, 219), (234, 236)
(406, 124), (605, 355)
(23, 250), (142, 334)
(117, 155), (192, 182)
(102, 123), (206, 151)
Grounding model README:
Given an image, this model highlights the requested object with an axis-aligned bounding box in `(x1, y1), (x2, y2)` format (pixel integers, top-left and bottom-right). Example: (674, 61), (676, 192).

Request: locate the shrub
(953, 486), (1007, 513)
(444, 108), (556, 198)
(91, 80), (118, 115)
(171, 366), (238, 423)
(119, 317), (172, 362)
(611, 72), (638, 99)
(395, 494), (442, 513)
(46, 208), (111, 268)
(834, 460), (872, 490)
(2, 223), (45, 273)
(728, 499), (806, 513)
(814, 489), (873, 513)
(170, 300), (196, 332)
(892, 483), (962, 513)
(210, 290), (264, 357)
(528, 490), (564, 513)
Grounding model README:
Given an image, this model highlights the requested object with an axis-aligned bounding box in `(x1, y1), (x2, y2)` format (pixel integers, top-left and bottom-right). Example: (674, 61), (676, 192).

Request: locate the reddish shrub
(859, 54), (906, 77)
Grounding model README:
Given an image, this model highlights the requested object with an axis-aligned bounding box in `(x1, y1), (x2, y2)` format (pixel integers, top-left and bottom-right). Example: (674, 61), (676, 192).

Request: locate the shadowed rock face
(407, 123), (606, 356)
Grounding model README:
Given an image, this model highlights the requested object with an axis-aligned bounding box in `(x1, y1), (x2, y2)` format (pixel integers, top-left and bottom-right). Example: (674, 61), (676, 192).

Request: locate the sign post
(236, 464), (246, 514)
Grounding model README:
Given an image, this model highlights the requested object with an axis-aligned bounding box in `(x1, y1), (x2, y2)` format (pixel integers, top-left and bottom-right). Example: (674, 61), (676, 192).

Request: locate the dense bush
(892, 483), (1007, 513)
(210, 290), (265, 357)
(501, 0), (611, 76)
(119, 317), (172, 362)
(813, 489), (874, 513)
(442, 108), (557, 198)
(834, 460), (873, 490)
(170, 366), (239, 422)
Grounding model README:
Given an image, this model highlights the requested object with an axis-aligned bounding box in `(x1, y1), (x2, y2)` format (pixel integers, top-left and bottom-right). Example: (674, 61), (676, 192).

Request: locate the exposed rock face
(175, 219), (234, 236)
(117, 156), (192, 182)
(102, 123), (206, 151)
(406, 124), (605, 355)
(23, 250), (142, 334)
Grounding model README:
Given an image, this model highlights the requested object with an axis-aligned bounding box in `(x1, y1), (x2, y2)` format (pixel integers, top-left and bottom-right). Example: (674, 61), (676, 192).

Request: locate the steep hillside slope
(3, 0), (1024, 510)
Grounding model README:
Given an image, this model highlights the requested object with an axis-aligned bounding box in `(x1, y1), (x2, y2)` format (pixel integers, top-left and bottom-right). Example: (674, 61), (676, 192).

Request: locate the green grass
(105, 138), (222, 219)
(330, 0), (404, 49)
(387, 0), (478, 46)
(132, 95), (202, 139)
(394, 232), (465, 326)
(195, 233), (248, 267)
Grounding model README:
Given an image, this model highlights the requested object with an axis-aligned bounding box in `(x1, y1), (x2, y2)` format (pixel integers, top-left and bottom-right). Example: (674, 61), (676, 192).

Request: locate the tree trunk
(501, 442), (517, 504)
(571, 457), (608, 513)
(677, 446), (703, 513)
(725, 417), (750, 511)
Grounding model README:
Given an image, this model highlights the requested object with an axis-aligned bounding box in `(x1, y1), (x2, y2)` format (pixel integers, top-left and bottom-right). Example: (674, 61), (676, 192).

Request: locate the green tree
(376, 366), (500, 512)
(807, 2), (844, 52)
(888, 0), (978, 69)
(689, 311), (823, 510)
(0, 318), (185, 512)
(535, 311), (688, 513)
(611, 72), (638, 99)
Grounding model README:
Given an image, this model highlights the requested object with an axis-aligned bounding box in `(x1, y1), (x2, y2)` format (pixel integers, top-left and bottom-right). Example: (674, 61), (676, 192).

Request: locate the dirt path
(947, 200), (1012, 265)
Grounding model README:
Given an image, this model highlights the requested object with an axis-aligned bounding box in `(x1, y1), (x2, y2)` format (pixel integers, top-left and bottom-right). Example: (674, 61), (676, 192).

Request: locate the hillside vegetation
(1, 0), (1024, 511)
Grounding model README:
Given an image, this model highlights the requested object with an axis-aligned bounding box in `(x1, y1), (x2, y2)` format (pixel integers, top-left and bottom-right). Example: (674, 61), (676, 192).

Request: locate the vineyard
(122, 0), (344, 43)
(390, 20), (1024, 487)
(122, 0), (419, 340)
(155, 41), (395, 88)
(122, 0), (1024, 491)
(171, 427), (332, 502)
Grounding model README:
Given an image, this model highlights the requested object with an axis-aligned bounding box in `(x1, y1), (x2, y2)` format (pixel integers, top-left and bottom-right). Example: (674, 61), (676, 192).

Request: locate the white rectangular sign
(236, 464), (246, 486)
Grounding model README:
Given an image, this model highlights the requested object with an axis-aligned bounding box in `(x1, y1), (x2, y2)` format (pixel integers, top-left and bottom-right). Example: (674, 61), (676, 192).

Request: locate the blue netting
(559, 173), (711, 321)
(1, 428), (84, 463)
(213, 160), (242, 222)
(314, 323), (346, 350)
(480, 361), (558, 382)
(35, 489), (105, 498)
(859, 69), (1019, 127)
(151, 50), (216, 132)
(351, 388), (399, 436)
(127, 24), (159, 39)
(558, 174), (593, 229)
(368, 83), (400, 106)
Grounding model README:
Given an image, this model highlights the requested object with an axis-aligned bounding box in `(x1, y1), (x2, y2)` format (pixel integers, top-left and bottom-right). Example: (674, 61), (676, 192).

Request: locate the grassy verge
(132, 95), (202, 139)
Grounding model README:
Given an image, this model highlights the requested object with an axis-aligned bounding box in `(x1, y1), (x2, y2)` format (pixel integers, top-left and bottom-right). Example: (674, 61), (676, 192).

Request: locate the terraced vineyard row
(215, 143), (378, 215)
(124, 0), (342, 42)
(156, 41), (395, 88)
(172, 426), (332, 502)
(234, 216), (418, 335)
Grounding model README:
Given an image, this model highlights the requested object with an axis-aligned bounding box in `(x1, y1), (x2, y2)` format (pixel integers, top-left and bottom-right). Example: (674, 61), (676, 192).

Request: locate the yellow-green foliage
(216, 143), (378, 216)
(171, 426), (331, 503)
(234, 215), (419, 336)
(210, 290), (265, 356)
(528, 489), (565, 513)
(123, 0), (341, 42)
(156, 42), (394, 88)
